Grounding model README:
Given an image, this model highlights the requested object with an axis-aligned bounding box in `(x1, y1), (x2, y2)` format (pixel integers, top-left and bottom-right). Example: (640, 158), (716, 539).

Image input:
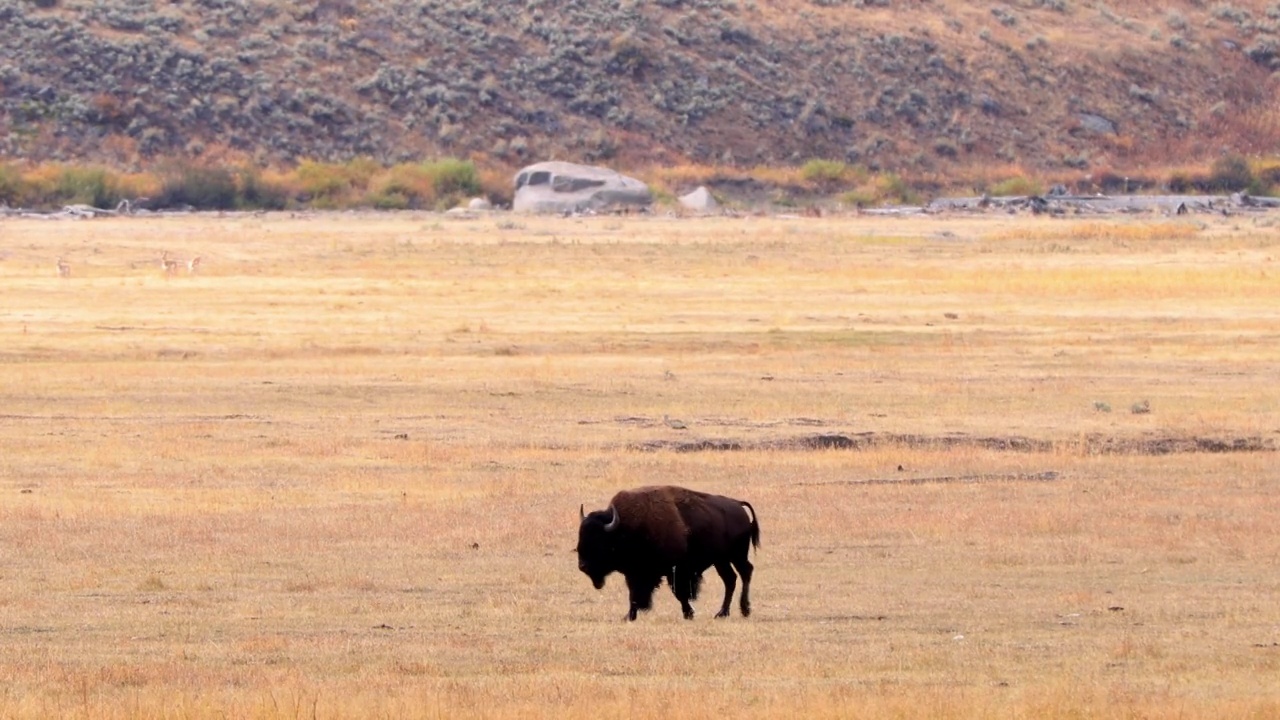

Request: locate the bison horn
(579, 504), (585, 520)
(603, 504), (620, 532)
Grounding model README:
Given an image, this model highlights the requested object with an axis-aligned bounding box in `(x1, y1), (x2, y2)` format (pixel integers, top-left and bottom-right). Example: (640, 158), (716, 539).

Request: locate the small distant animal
(159, 251), (180, 276)
(662, 414), (687, 430)
(56, 257), (71, 278)
(577, 485), (760, 621)
(187, 256), (202, 274)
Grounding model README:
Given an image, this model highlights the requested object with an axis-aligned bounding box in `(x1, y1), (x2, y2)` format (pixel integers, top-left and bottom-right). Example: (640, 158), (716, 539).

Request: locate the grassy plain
(0, 210), (1278, 719)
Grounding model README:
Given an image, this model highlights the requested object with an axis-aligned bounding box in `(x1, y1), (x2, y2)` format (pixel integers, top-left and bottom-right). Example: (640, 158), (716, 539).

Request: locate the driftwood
(861, 205), (929, 217)
(926, 192), (1280, 216)
(0, 197), (154, 220)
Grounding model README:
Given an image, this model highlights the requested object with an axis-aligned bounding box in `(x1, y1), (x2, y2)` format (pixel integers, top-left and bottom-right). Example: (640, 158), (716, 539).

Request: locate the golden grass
(1, 211), (1278, 718)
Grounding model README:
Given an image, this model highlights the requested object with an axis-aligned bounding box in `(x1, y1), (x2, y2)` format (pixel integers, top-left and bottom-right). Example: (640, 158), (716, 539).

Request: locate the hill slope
(2, 0), (1278, 175)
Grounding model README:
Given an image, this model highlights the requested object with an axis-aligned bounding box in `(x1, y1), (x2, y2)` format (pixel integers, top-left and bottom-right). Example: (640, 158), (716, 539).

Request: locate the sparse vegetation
(1, 1), (1278, 178)
(0, 158), (496, 211)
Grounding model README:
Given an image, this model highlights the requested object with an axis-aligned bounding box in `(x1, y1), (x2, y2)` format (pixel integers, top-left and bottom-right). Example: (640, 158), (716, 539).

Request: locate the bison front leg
(624, 574), (660, 621)
(713, 561), (737, 618)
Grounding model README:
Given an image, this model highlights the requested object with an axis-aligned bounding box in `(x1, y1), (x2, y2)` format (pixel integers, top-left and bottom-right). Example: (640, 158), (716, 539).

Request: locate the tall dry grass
(0, 211), (1278, 718)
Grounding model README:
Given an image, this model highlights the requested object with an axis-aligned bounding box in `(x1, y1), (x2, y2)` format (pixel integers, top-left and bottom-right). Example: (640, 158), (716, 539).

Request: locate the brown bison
(577, 485), (760, 621)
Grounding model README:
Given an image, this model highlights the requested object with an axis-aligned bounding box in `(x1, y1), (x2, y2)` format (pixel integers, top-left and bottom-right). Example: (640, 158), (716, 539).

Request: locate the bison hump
(611, 487), (691, 559)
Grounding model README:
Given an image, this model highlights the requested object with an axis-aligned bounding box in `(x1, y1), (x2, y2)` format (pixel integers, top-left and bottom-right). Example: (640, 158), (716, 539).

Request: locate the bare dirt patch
(632, 432), (1276, 455)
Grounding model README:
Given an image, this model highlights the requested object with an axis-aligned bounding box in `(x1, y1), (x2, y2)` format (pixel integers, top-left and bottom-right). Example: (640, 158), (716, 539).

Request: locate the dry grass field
(1, 210), (1278, 719)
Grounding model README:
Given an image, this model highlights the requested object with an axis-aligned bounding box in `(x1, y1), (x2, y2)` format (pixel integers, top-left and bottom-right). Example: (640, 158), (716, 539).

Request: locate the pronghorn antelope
(56, 257), (72, 278)
(159, 251), (180, 276)
(187, 256), (203, 274)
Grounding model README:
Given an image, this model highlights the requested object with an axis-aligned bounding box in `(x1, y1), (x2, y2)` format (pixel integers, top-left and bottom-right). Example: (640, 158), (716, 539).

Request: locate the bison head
(577, 504), (620, 589)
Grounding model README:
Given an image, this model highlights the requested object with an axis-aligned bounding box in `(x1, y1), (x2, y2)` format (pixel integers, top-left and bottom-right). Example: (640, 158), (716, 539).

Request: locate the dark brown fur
(577, 485), (760, 621)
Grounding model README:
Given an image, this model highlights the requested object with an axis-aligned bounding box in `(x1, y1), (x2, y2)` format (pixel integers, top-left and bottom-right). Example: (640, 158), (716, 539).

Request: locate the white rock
(678, 185), (718, 211)
(512, 161), (652, 214)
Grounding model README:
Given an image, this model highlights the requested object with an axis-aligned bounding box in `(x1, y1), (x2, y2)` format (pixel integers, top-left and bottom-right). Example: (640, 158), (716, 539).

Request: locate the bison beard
(577, 485), (760, 621)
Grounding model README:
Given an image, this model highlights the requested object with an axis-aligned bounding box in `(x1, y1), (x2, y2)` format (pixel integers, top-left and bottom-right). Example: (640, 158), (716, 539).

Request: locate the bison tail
(741, 500), (761, 550)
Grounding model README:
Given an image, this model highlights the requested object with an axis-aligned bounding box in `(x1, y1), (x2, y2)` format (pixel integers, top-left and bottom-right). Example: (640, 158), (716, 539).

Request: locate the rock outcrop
(512, 162), (652, 214)
(678, 186), (718, 212)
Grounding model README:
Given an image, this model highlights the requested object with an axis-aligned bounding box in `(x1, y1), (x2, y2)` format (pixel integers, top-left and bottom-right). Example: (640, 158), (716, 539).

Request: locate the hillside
(2, 0), (1278, 178)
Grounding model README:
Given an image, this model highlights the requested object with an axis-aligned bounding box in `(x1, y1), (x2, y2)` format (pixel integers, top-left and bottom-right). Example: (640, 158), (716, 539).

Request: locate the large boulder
(678, 186), (718, 212)
(513, 161), (652, 214)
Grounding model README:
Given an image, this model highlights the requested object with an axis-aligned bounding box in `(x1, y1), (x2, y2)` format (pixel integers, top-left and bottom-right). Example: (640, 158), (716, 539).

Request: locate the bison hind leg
(713, 561), (737, 618)
(733, 553), (754, 618)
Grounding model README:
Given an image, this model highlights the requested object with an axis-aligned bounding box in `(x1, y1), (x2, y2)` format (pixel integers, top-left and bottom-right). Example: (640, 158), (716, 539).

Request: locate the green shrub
(366, 170), (421, 209)
(367, 165), (432, 209)
(156, 164), (238, 209)
(423, 158), (480, 204)
(56, 167), (122, 208)
(0, 164), (21, 206)
(1209, 154), (1253, 192)
(1252, 160), (1280, 195)
(877, 173), (920, 205)
(343, 157), (382, 189)
(369, 188), (410, 210)
(295, 160), (352, 206)
(989, 176), (1042, 197)
(800, 158), (849, 186)
(1166, 170), (1197, 194)
(838, 189), (878, 208)
(238, 169), (290, 210)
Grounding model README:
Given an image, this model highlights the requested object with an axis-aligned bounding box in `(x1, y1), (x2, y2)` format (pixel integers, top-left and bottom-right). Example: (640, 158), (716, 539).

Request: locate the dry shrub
(476, 163), (514, 206)
(238, 167), (292, 210)
(366, 164), (436, 209)
(364, 159), (480, 210)
(836, 173), (920, 207)
(799, 158), (853, 187)
(643, 161), (719, 186)
(989, 175), (1042, 196)
(746, 164), (807, 187)
(15, 163), (62, 206)
(0, 163), (21, 205)
(100, 134), (140, 167)
(1087, 167), (1155, 193)
(294, 158), (380, 207)
(116, 171), (160, 202)
(293, 160), (350, 206)
(1253, 157), (1280, 191)
(155, 162), (237, 210)
(1211, 155), (1252, 191)
(951, 161), (1037, 195)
